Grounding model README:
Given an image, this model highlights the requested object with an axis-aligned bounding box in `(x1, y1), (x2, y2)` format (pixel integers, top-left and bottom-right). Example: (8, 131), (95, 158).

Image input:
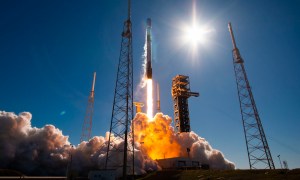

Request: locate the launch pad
(157, 157), (203, 170)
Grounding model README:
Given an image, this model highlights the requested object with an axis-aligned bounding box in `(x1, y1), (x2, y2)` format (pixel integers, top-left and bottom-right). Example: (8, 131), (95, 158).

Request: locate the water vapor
(0, 111), (159, 176)
(0, 111), (234, 176)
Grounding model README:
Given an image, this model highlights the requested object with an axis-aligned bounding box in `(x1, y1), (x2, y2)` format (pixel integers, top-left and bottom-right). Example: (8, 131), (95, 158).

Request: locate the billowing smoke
(140, 34), (148, 88)
(133, 113), (235, 170)
(134, 34), (148, 102)
(0, 111), (70, 175)
(0, 110), (234, 176)
(0, 111), (159, 176)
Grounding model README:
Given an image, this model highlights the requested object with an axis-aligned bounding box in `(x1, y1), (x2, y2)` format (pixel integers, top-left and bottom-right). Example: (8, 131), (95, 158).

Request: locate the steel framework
(171, 75), (199, 133)
(228, 22), (275, 169)
(80, 72), (96, 142)
(105, 0), (134, 178)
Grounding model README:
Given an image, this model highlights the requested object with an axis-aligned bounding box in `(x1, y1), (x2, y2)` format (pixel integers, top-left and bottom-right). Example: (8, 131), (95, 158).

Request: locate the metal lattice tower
(80, 72), (96, 142)
(105, 0), (134, 178)
(228, 22), (275, 169)
(171, 75), (199, 133)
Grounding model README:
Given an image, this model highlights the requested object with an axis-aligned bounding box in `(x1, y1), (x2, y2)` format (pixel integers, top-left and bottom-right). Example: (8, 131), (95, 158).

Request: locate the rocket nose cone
(147, 18), (151, 27)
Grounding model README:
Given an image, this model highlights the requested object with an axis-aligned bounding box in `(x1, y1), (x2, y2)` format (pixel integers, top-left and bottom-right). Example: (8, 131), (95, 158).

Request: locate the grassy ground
(138, 169), (300, 180)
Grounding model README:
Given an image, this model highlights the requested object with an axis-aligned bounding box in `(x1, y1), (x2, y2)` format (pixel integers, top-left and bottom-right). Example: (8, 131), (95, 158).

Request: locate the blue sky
(1, 0), (300, 169)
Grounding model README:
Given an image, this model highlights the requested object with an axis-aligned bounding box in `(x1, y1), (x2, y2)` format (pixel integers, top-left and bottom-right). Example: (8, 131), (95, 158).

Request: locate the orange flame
(134, 113), (181, 160)
(146, 79), (153, 119)
(132, 112), (236, 169)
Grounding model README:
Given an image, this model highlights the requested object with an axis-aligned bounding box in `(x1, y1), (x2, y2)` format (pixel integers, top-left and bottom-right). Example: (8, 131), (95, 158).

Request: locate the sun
(176, 0), (215, 58)
(184, 24), (207, 46)
(178, 22), (215, 59)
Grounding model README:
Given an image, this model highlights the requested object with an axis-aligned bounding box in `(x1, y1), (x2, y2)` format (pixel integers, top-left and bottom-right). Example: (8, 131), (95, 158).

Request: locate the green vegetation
(138, 169), (300, 180)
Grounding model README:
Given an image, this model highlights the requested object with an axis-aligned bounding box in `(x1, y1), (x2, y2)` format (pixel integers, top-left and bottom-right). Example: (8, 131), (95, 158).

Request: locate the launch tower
(172, 75), (199, 133)
(80, 72), (96, 142)
(105, 0), (134, 177)
(228, 22), (275, 169)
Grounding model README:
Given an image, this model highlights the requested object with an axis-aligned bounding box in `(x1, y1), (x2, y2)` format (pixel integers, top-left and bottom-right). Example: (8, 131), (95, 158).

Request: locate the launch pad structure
(172, 75), (199, 133)
(228, 23), (275, 169)
(133, 102), (144, 113)
(80, 72), (96, 142)
(105, 0), (134, 178)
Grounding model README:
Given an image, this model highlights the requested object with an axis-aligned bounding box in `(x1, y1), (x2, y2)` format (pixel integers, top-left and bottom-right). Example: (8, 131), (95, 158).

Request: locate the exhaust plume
(133, 112), (235, 169)
(0, 110), (234, 176)
(146, 79), (153, 118)
(0, 111), (160, 176)
(139, 35), (148, 89)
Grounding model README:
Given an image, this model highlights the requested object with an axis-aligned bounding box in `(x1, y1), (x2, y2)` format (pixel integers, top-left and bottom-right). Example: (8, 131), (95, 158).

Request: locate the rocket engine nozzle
(146, 67), (152, 79)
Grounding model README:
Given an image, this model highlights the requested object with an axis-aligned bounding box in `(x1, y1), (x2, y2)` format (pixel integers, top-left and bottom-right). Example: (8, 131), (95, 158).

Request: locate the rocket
(146, 18), (152, 79)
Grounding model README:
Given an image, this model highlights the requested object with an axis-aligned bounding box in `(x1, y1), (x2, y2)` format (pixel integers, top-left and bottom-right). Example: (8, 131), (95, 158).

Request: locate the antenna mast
(228, 22), (275, 169)
(105, 0), (134, 178)
(80, 72), (96, 142)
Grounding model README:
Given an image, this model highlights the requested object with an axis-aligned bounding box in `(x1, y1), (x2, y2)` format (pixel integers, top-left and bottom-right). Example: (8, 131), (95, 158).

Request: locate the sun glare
(184, 24), (207, 46)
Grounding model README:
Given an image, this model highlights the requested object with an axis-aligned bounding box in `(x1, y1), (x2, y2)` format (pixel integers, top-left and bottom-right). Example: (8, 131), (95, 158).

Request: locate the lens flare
(185, 25), (206, 45)
(146, 79), (153, 119)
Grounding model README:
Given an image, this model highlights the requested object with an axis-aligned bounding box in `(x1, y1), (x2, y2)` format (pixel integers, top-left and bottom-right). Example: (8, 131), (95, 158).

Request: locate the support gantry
(172, 75), (199, 133)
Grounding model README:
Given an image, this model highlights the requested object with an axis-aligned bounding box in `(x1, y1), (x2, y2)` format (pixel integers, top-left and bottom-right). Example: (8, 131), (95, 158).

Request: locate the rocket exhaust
(145, 18), (153, 118)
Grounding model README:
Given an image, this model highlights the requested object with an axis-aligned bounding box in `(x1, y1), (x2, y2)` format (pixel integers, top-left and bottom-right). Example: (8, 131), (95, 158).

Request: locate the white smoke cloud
(134, 34), (148, 102)
(140, 33), (148, 88)
(0, 111), (234, 176)
(0, 111), (160, 176)
(0, 111), (70, 175)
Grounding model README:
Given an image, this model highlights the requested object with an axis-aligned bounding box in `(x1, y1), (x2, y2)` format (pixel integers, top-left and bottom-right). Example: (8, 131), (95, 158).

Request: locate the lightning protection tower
(172, 75), (199, 133)
(80, 72), (96, 142)
(228, 22), (275, 169)
(105, 0), (134, 178)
